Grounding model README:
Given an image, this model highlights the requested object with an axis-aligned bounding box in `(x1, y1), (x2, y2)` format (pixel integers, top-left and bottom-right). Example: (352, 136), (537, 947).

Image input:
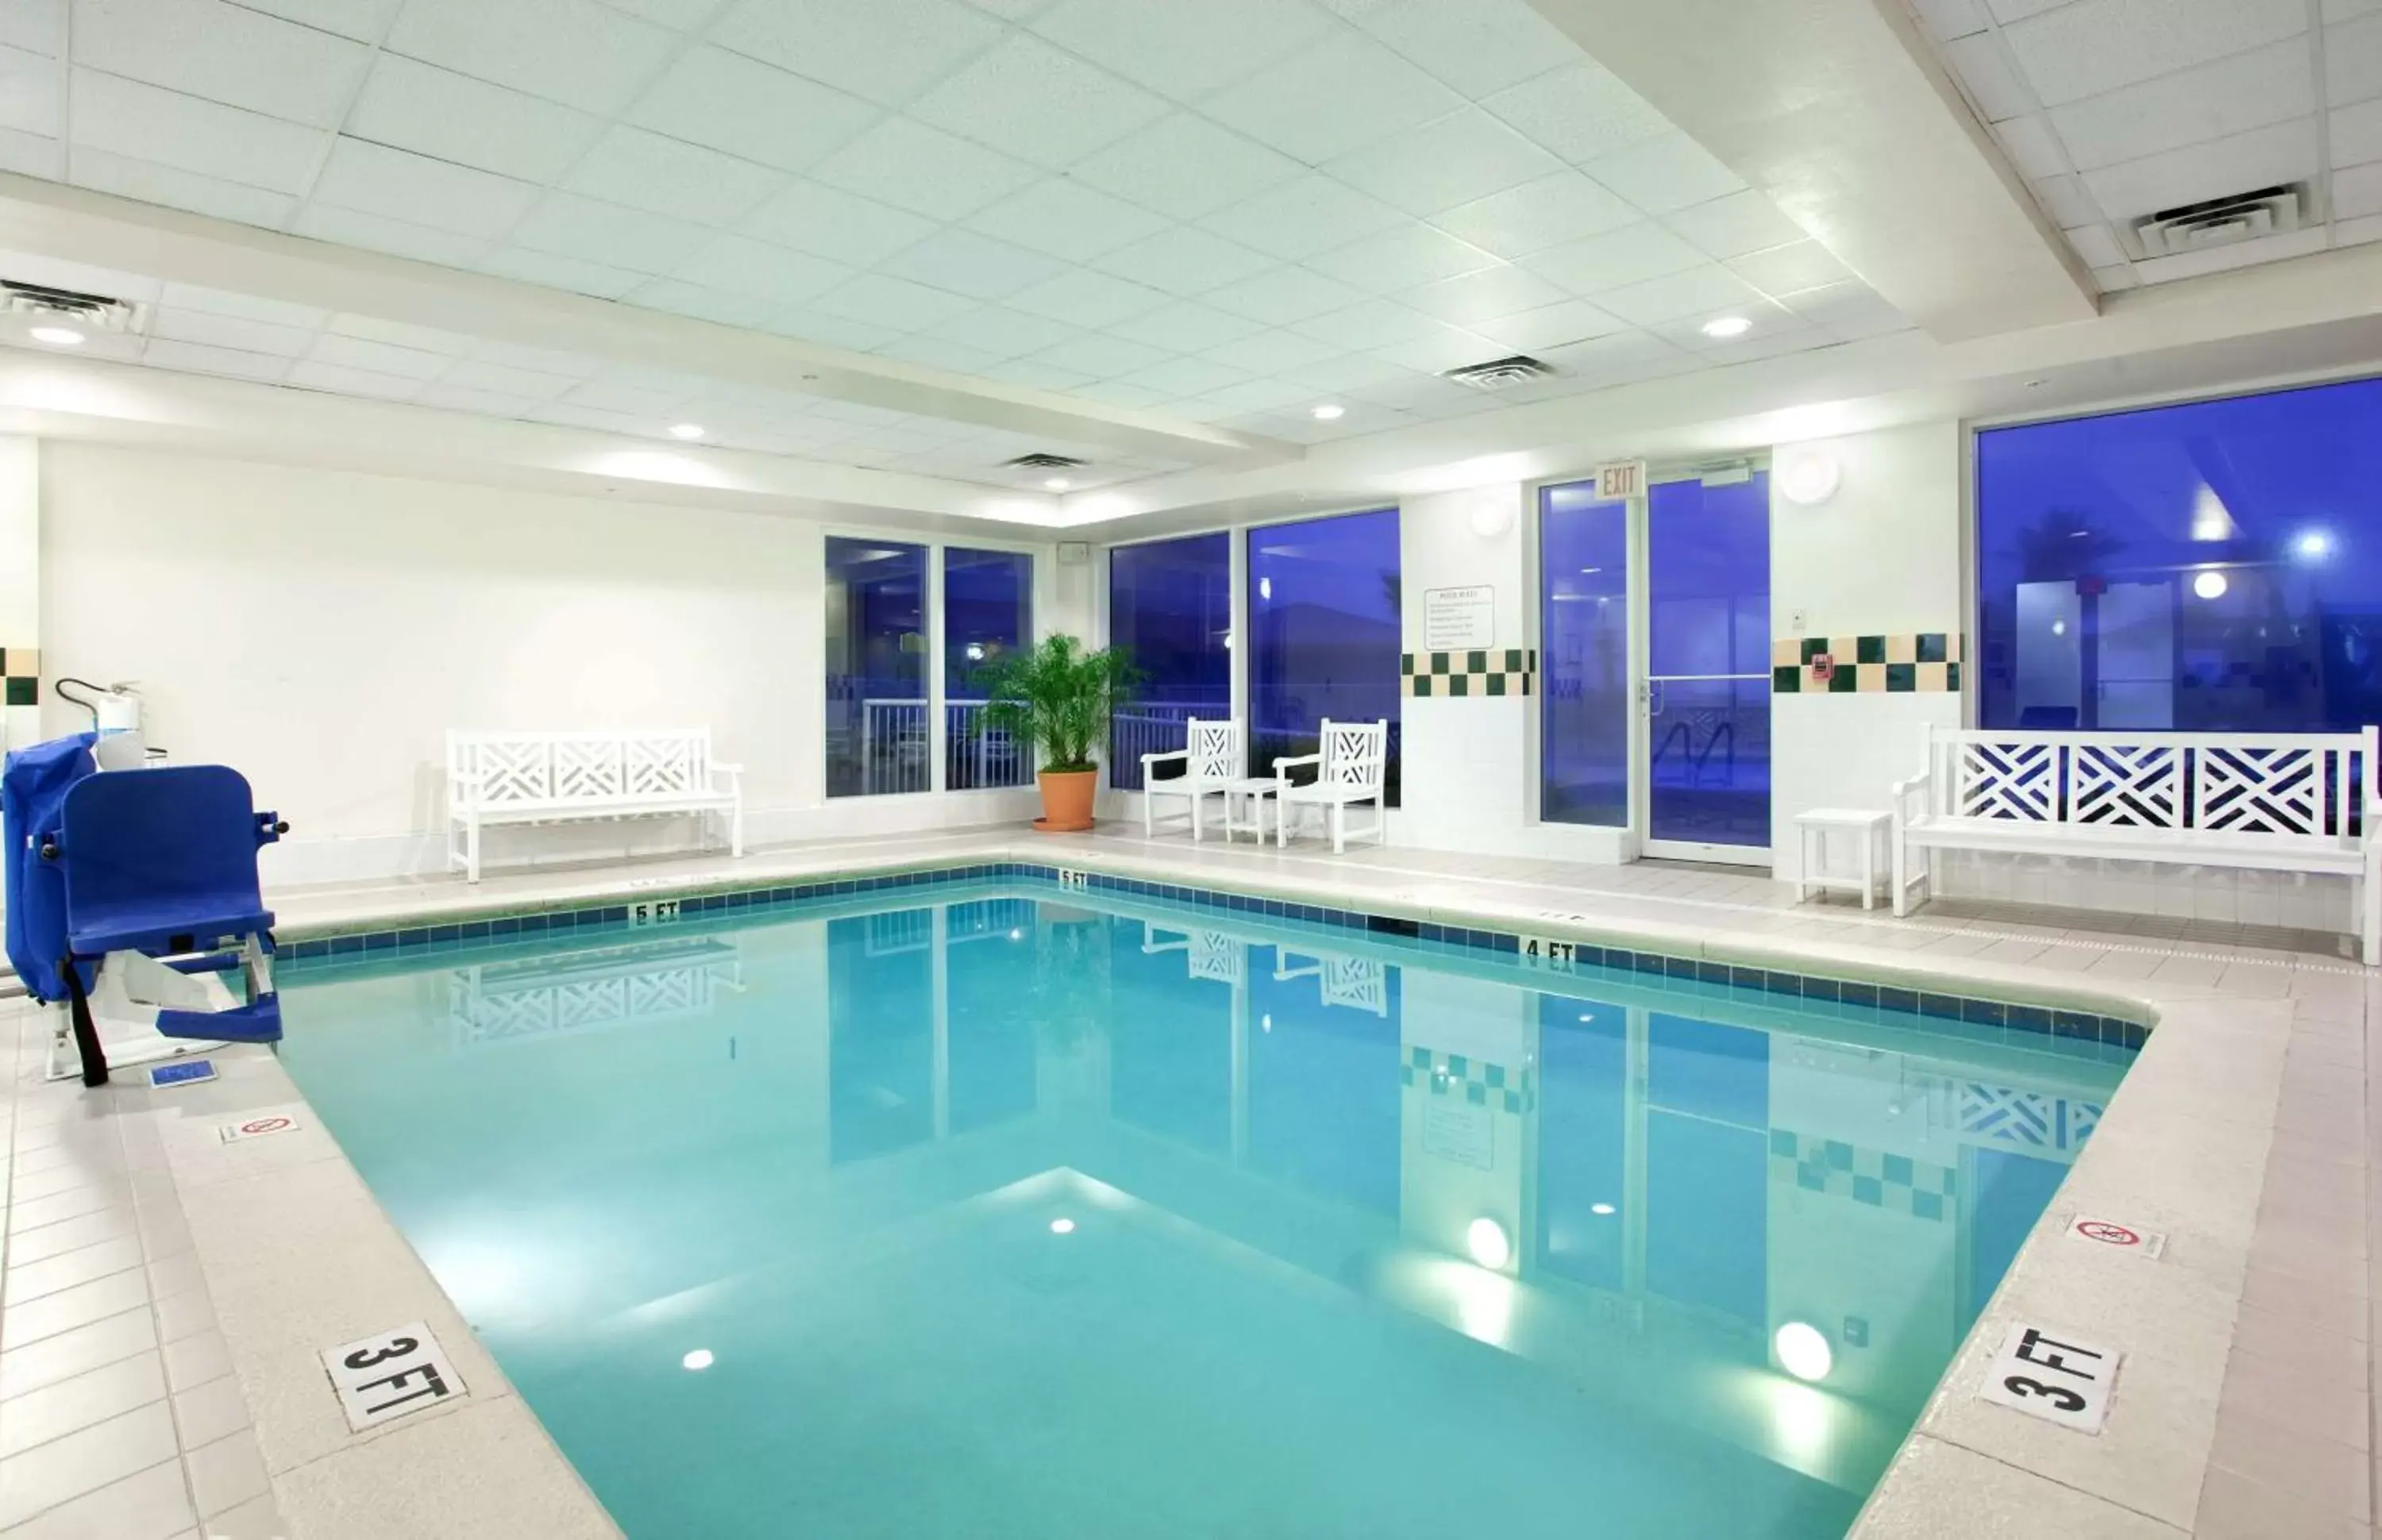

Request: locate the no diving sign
(2067, 1214), (2168, 1260)
(218, 1113), (301, 1145)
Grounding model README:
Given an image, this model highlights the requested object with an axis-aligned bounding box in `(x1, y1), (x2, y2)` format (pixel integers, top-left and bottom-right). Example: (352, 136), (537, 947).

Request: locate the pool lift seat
(37, 763), (288, 1086)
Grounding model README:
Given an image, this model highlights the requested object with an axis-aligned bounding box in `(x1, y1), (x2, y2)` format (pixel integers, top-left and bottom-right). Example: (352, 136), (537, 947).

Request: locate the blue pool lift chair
(24, 760), (288, 1086)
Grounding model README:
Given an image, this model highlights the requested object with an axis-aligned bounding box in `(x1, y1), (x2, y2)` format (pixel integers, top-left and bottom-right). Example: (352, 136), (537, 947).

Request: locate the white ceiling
(0, 0), (1912, 487)
(1908, 0), (2382, 291)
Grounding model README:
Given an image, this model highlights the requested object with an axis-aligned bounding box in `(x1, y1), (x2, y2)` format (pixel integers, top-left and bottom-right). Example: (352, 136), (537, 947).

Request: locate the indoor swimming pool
(276, 874), (2132, 1539)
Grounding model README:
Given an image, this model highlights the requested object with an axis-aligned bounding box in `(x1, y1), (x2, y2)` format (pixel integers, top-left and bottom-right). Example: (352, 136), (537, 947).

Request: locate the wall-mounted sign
(1423, 586), (1496, 651)
(1595, 460), (1648, 500)
(1978, 1322), (2120, 1434)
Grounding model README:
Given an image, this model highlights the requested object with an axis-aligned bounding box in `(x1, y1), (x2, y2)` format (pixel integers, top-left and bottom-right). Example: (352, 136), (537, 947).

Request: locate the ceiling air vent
(1441, 355), (1558, 391)
(2130, 183), (2307, 259)
(1004, 452), (1087, 471)
(1, 279), (142, 333)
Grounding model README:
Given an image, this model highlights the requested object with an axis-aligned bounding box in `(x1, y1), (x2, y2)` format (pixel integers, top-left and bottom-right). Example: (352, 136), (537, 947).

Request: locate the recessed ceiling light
(29, 325), (84, 346)
(1311, 403), (1345, 421)
(1043, 476), (1071, 491)
(1700, 315), (1752, 339)
(668, 423), (704, 441)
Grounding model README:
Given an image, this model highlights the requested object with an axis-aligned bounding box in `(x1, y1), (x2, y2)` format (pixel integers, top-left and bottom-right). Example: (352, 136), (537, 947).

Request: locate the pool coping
(94, 837), (2306, 1536)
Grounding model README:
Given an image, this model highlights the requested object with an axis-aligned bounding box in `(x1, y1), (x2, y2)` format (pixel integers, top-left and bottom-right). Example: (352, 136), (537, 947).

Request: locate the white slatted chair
(1141, 718), (1240, 841)
(1892, 726), (2380, 964)
(1275, 718), (1388, 854)
(447, 729), (742, 884)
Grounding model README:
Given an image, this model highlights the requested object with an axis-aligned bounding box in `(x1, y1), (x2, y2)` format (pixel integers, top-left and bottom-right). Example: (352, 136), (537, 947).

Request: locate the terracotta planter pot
(1033, 768), (1098, 834)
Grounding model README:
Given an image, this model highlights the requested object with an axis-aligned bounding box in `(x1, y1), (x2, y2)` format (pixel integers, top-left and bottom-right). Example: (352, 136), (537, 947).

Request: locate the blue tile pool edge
(273, 859), (2152, 1053)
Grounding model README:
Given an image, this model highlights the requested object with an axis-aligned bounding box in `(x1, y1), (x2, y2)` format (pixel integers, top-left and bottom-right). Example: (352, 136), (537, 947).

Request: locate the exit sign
(1595, 460), (1647, 499)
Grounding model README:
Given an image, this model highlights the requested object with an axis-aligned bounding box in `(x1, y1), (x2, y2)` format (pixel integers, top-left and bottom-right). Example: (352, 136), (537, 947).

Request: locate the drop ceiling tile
(810, 117), (1039, 221)
(1280, 350), (1423, 392)
(437, 360), (580, 398)
(510, 194), (713, 273)
(811, 271), (980, 330)
(1990, 114), (2070, 181)
(738, 180), (937, 268)
(1517, 221), (1705, 295)
(1204, 33), (1470, 165)
(1309, 221), (1498, 291)
(561, 378), (696, 414)
(1027, 0), (1337, 102)
(307, 332), (454, 378)
(963, 178), (1170, 262)
(2062, 222), (2126, 267)
(708, 0), (1006, 107)
(289, 202), (491, 265)
(1071, 114), (1305, 220)
(1986, 0), (2072, 21)
(148, 307), (314, 355)
(1910, 0), (1988, 40)
(2029, 172), (2100, 227)
(68, 147), (297, 227)
(286, 360), (426, 400)
(345, 55), (603, 184)
(596, 0), (727, 26)
(1196, 375), (1314, 415)
(384, 0), (676, 114)
(326, 313), (481, 353)
(141, 337), (294, 382)
(72, 0), (369, 128)
(670, 233), (853, 303)
(1661, 189), (1808, 260)
(1117, 355), (1249, 398)
(875, 333), (1006, 375)
(1201, 264), (1371, 325)
(480, 245), (649, 298)
(2338, 158), (2382, 218)
(880, 229), (1066, 300)
(2337, 97), (2382, 165)
(2, 0), (62, 54)
(1008, 268), (1172, 326)
(626, 46), (878, 174)
(2329, 13), (2382, 105)
(0, 44), (58, 137)
(1368, 321), (1497, 372)
(1482, 60), (1671, 164)
(412, 384), (545, 417)
(908, 33), (1167, 167)
(2335, 210), (2382, 244)
(0, 127), (58, 178)
(532, 400), (654, 433)
(156, 282), (327, 329)
(1198, 329), (1340, 378)
(1583, 132), (1747, 215)
(1536, 328), (1700, 387)
(68, 68), (324, 194)
(472, 341), (606, 376)
(2049, 35), (2311, 171)
(1198, 175), (1408, 260)
(566, 126), (785, 225)
(1398, 261), (1569, 325)
(924, 305), (1080, 357)
(1326, 107), (1564, 218)
(310, 138), (538, 239)
(1938, 33), (2033, 122)
(1091, 227), (1275, 296)
(980, 356), (1096, 391)
(625, 279), (777, 327)
(1725, 239), (1853, 295)
(1288, 296), (1444, 349)
(1029, 331), (1171, 378)
(1069, 377), (1169, 407)
(1593, 265), (1761, 326)
(1355, 0), (1582, 98)
(2089, 262), (2139, 290)
(1106, 299), (1266, 352)
(2078, 117), (2315, 218)
(1776, 278), (1907, 334)
(2000, 0), (2305, 109)
(1427, 171), (1639, 259)
(1467, 296), (1623, 352)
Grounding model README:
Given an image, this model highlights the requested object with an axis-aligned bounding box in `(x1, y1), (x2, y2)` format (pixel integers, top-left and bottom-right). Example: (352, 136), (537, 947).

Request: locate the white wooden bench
(1891, 726), (2379, 964)
(446, 729), (742, 884)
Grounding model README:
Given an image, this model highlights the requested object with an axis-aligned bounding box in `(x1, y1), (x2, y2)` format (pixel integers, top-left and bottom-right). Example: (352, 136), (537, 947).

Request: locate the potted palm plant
(974, 635), (1141, 833)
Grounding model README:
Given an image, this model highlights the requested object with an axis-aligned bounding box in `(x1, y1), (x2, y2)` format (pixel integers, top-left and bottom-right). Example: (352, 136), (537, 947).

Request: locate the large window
(826, 537), (926, 797)
(1247, 508), (1402, 801)
(1979, 376), (2382, 732)
(1108, 533), (1232, 790)
(1541, 486), (1631, 826)
(945, 548), (1032, 790)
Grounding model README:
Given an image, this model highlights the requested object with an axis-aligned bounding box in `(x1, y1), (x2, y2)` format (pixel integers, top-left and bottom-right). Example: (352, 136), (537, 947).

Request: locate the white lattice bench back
(446, 729), (742, 883)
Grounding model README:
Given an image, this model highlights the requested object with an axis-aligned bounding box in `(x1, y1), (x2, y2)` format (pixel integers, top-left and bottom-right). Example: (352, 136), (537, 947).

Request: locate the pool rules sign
(1979, 1322), (2121, 1434)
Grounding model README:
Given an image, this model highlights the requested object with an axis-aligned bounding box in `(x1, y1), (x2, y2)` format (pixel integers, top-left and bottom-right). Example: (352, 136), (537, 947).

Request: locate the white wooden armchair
(1141, 718), (1240, 841)
(1275, 718), (1388, 854)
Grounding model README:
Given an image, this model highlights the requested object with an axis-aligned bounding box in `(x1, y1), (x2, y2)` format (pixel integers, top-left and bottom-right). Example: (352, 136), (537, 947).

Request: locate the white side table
(1219, 776), (1280, 845)
(1795, 808), (1893, 909)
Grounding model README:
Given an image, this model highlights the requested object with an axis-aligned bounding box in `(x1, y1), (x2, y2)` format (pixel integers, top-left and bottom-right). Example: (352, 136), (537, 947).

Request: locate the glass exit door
(1639, 472), (1772, 861)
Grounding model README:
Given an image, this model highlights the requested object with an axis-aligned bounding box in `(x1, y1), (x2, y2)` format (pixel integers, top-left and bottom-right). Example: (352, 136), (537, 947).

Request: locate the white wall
(37, 442), (1046, 884)
(1768, 422), (1964, 884)
(1, 437), (37, 753)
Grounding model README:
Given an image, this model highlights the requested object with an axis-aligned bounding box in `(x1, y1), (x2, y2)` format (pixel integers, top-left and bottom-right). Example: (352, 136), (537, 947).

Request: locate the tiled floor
(4, 822), (2378, 1536)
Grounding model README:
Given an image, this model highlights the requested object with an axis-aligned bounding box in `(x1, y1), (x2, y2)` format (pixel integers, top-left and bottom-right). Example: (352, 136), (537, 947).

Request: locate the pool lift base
(45, 939), (279, 1085)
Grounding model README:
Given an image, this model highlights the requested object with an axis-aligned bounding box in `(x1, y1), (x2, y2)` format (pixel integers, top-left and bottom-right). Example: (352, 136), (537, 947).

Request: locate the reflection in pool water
(283, 885), (2125, 1540)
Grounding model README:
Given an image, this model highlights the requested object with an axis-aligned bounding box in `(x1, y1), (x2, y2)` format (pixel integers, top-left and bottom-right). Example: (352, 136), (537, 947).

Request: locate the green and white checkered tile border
(1, 645), (37, 752)
(1401, 649), (1536, 699)
(1771, 633), (1963, 694)
(1769, 1128), (1957, 1221)
(1401, 1045), (1535, 1114)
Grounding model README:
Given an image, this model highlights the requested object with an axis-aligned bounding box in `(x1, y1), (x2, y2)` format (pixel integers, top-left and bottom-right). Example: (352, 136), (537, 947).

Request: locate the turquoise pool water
(279, 878), (2128, 1539)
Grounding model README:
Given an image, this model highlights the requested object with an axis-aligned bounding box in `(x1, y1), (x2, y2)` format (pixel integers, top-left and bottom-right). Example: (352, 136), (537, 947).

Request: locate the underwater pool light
(1050, 1218), (1076, 1235)
(682, 1349), (714, 1371)
(1774, 1322), (1833, 1382)
(1466, 1217), (1512, 1270)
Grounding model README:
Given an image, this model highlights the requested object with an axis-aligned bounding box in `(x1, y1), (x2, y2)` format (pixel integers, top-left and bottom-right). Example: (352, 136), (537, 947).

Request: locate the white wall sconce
(1466, 497), (1515, 538)
(1777, 447), (1841, 506)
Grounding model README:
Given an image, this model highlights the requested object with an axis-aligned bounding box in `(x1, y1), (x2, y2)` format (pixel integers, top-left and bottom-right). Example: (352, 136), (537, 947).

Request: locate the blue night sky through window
(1977, 375), (2382, 733)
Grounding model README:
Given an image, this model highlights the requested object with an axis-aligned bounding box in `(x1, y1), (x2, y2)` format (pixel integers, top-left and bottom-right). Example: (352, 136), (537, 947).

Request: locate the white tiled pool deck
(3, 822), (2375, 1538)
